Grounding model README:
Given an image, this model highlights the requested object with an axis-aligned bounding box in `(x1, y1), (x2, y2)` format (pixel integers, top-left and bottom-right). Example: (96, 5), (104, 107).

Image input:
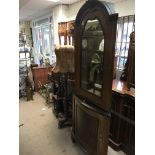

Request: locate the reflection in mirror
(81, 19), (104, 96)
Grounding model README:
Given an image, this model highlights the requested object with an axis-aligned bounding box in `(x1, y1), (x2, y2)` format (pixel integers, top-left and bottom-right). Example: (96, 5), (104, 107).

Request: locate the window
(115, 15), (135, 70)
(32, 15), (56, 65)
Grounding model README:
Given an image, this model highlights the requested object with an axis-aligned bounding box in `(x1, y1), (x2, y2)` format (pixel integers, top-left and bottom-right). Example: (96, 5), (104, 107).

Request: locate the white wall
(52, 0), (135, 45)
(53, 5), (68, 45)
(115, 0), (135, 17)
(66, 0), (85, 21)
(52, 0), (85, 45)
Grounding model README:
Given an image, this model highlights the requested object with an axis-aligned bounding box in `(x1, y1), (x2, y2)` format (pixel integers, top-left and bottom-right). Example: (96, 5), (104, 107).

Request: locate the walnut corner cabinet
(71, 0), (118, 155)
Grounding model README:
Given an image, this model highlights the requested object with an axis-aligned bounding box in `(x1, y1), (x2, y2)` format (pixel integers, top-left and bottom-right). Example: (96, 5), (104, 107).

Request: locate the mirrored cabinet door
(81, 19), (104, 97)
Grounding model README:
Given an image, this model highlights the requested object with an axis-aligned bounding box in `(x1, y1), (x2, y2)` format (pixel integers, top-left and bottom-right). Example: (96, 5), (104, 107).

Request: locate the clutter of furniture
(19, 66), (34, 101)
(19, 25), (34, 101)
(19, 51), (34, 101)
(19, 63), (28, 98)
(19, 1), (135, 154)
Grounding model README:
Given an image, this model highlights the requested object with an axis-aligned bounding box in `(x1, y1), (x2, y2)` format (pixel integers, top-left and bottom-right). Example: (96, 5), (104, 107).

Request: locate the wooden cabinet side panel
(109, 91), (135, 154)
(73, 95), (110, 155)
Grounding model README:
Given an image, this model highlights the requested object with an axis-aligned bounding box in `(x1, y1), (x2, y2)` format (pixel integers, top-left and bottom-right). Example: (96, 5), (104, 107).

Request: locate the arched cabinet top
(74, 0), (118, 110)
(75, 0), (118, 27)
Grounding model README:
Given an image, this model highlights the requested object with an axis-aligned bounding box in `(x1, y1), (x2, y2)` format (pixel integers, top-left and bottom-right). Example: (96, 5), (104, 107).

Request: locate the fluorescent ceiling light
(47, 0), (60, 2)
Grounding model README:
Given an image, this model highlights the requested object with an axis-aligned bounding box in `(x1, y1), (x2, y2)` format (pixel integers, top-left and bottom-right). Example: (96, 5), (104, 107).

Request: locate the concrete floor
(19, 93), (125, 155)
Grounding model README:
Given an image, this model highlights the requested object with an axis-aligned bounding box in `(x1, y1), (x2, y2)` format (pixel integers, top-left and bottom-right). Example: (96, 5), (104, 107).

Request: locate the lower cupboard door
(73, 95), (110, 155)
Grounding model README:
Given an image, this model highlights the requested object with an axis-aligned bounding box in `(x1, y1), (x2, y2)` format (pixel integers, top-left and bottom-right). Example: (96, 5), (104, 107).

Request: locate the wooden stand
(50, 46), (75, 129)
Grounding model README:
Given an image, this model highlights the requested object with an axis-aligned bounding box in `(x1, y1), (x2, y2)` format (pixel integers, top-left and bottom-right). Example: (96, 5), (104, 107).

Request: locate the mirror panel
(81, 19), (104, 96)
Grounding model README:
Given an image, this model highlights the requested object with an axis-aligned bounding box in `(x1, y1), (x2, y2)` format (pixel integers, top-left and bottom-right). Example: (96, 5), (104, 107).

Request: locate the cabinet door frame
(74, 0), (118, 110)
(73, 95), (110, 155)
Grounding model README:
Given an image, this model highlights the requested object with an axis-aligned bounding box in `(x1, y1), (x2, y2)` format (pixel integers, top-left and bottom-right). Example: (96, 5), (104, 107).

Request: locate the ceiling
(19, 0), (126, 21)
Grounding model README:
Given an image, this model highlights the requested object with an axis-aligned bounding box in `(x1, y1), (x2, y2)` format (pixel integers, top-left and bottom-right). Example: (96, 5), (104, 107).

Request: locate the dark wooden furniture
(19, 50), (34, 99)
(25, 76), (33, 101)
(32, 66), (52, 91)
(127, 31), (135, 89)
(109, 31), (135, 155)
(50, 45), (75, 128)
(51, 72), (75, 128)
(109, 79), (135, 155)
(67, 20), (75, 45)
(58, 22), (67, 45)
(58, 21), (75, 45)
(72, 0), (118, 155)
(120, 31), (135, 90)
(72, 95), (111, 154)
